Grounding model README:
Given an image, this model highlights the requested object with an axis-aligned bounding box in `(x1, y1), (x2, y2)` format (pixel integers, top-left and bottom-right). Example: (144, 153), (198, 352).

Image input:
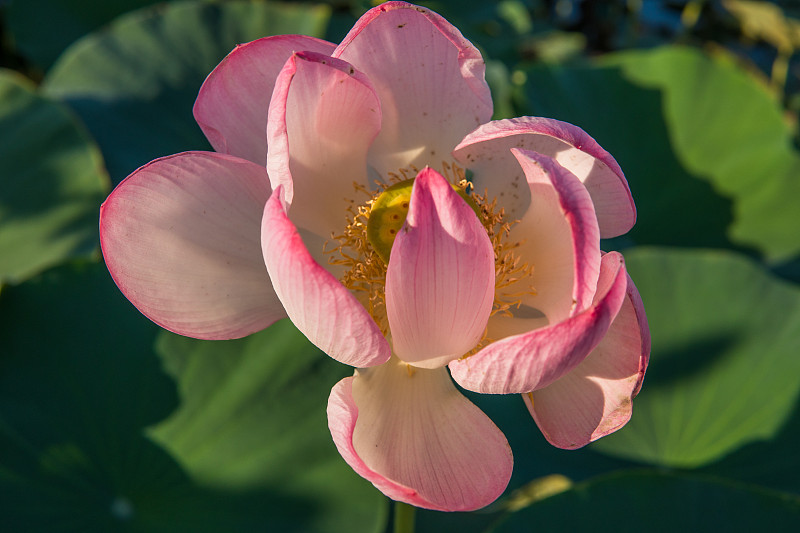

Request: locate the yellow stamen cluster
(325, 180), (393, 335)
(324, 162), (535, 349)
(470, 187), (536, 319)
(464, 185), (535, 354)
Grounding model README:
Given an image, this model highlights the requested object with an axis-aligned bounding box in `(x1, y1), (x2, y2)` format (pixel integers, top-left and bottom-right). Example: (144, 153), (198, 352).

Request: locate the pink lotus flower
(100, 1), (649, 512)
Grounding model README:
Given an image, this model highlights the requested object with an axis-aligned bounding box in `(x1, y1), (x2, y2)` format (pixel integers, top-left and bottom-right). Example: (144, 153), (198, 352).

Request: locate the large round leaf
(591, 248), (800, 467)
(42, 0), (331, 185)
(0, 260), (179, 531)
(517, 46), (800, 261)
(0, 69), (108, 284)
(0, 260), (386, 532)
(148, 322), (387, 533)
(492, 470), (800, 533)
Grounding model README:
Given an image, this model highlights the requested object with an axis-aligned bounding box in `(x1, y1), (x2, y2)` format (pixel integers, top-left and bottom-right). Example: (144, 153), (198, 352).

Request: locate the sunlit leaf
(518, 46), (800, 261)
(149, 322), (387, 533)
(591, 248), (800, 468)
(0, 70), (108, 284)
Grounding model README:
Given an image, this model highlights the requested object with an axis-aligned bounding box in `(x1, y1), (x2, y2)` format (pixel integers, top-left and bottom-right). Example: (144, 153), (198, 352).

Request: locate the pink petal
(518, 148), (601, 318)
(266, 51), (382, 238)
(193, 35), (336, 166)
(482, 148), (602, 343)
(526, 271), (651, 448)
(385, 168), (494, 368)
(327, 359), (512, 511)
(100, 152), (284, 339)
(334, 1), (492, 176)
(453, 117), (635, 238)
(261, 186), (390, 368)
(449, 252), (628, 394)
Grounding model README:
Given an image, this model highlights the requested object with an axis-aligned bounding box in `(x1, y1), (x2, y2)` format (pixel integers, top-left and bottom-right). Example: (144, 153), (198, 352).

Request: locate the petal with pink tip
(453, 117), (635, 238)
(261, 186), (390, 368)
(327, 359), (512, 511)
(100, 152), (284, 339)
(193, 35), (336, 166)
(449, 252), (628, 394)
(334, 1), (492, 175)
(266, 51), (381, 238)
(526, 272), (650, 449)
(386, 168), (494, 368)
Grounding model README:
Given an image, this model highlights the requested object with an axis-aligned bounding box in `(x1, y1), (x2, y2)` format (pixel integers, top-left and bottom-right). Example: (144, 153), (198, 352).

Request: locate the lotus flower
(100, 1), (650, 512)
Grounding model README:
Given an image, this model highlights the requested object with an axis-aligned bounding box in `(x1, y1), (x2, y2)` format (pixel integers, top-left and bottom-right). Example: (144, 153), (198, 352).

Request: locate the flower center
(366, 177), (481, 263)
(325, 163), (535, 350)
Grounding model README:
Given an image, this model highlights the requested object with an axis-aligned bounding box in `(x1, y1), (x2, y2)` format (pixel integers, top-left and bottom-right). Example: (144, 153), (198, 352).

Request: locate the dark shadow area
(642, 331), (737, 388)
(771, 252), (800, 285)
(64, 94), (212, 187)
(700, 394), (800, 495)
(488, 468), (800, 532)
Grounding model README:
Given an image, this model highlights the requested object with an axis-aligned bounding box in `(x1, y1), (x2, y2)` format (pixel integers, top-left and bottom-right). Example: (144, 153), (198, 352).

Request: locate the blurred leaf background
(1, 0), (799, 531)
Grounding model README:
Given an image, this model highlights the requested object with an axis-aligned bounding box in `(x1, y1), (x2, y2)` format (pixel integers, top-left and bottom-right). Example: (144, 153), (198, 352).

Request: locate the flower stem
(393, 501), (416, 533)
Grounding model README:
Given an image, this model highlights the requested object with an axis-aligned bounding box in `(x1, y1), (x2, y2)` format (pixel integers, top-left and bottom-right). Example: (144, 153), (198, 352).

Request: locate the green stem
(393, 501), (416, 533)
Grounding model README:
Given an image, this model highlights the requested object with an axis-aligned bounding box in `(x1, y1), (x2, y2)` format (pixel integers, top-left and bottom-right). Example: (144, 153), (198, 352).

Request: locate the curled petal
(450, 252), (628, 394)
(386, 168), (494, 368)
(526, 272), (651, 448)
(453, 117), (635, 238)
(483, 149), (602, 343)
(100, 152), (284, 339)
(514, 149), (601, 319)
(194, 35), (336, 166)
(327, 360), (512, 511)
(261, 187), (390, 368)
(335, 1), (492, 175)
(266, 51), (381, 237)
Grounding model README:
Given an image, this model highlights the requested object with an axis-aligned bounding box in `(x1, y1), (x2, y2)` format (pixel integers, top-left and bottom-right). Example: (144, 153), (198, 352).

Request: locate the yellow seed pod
(367, 177), (480, 264)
